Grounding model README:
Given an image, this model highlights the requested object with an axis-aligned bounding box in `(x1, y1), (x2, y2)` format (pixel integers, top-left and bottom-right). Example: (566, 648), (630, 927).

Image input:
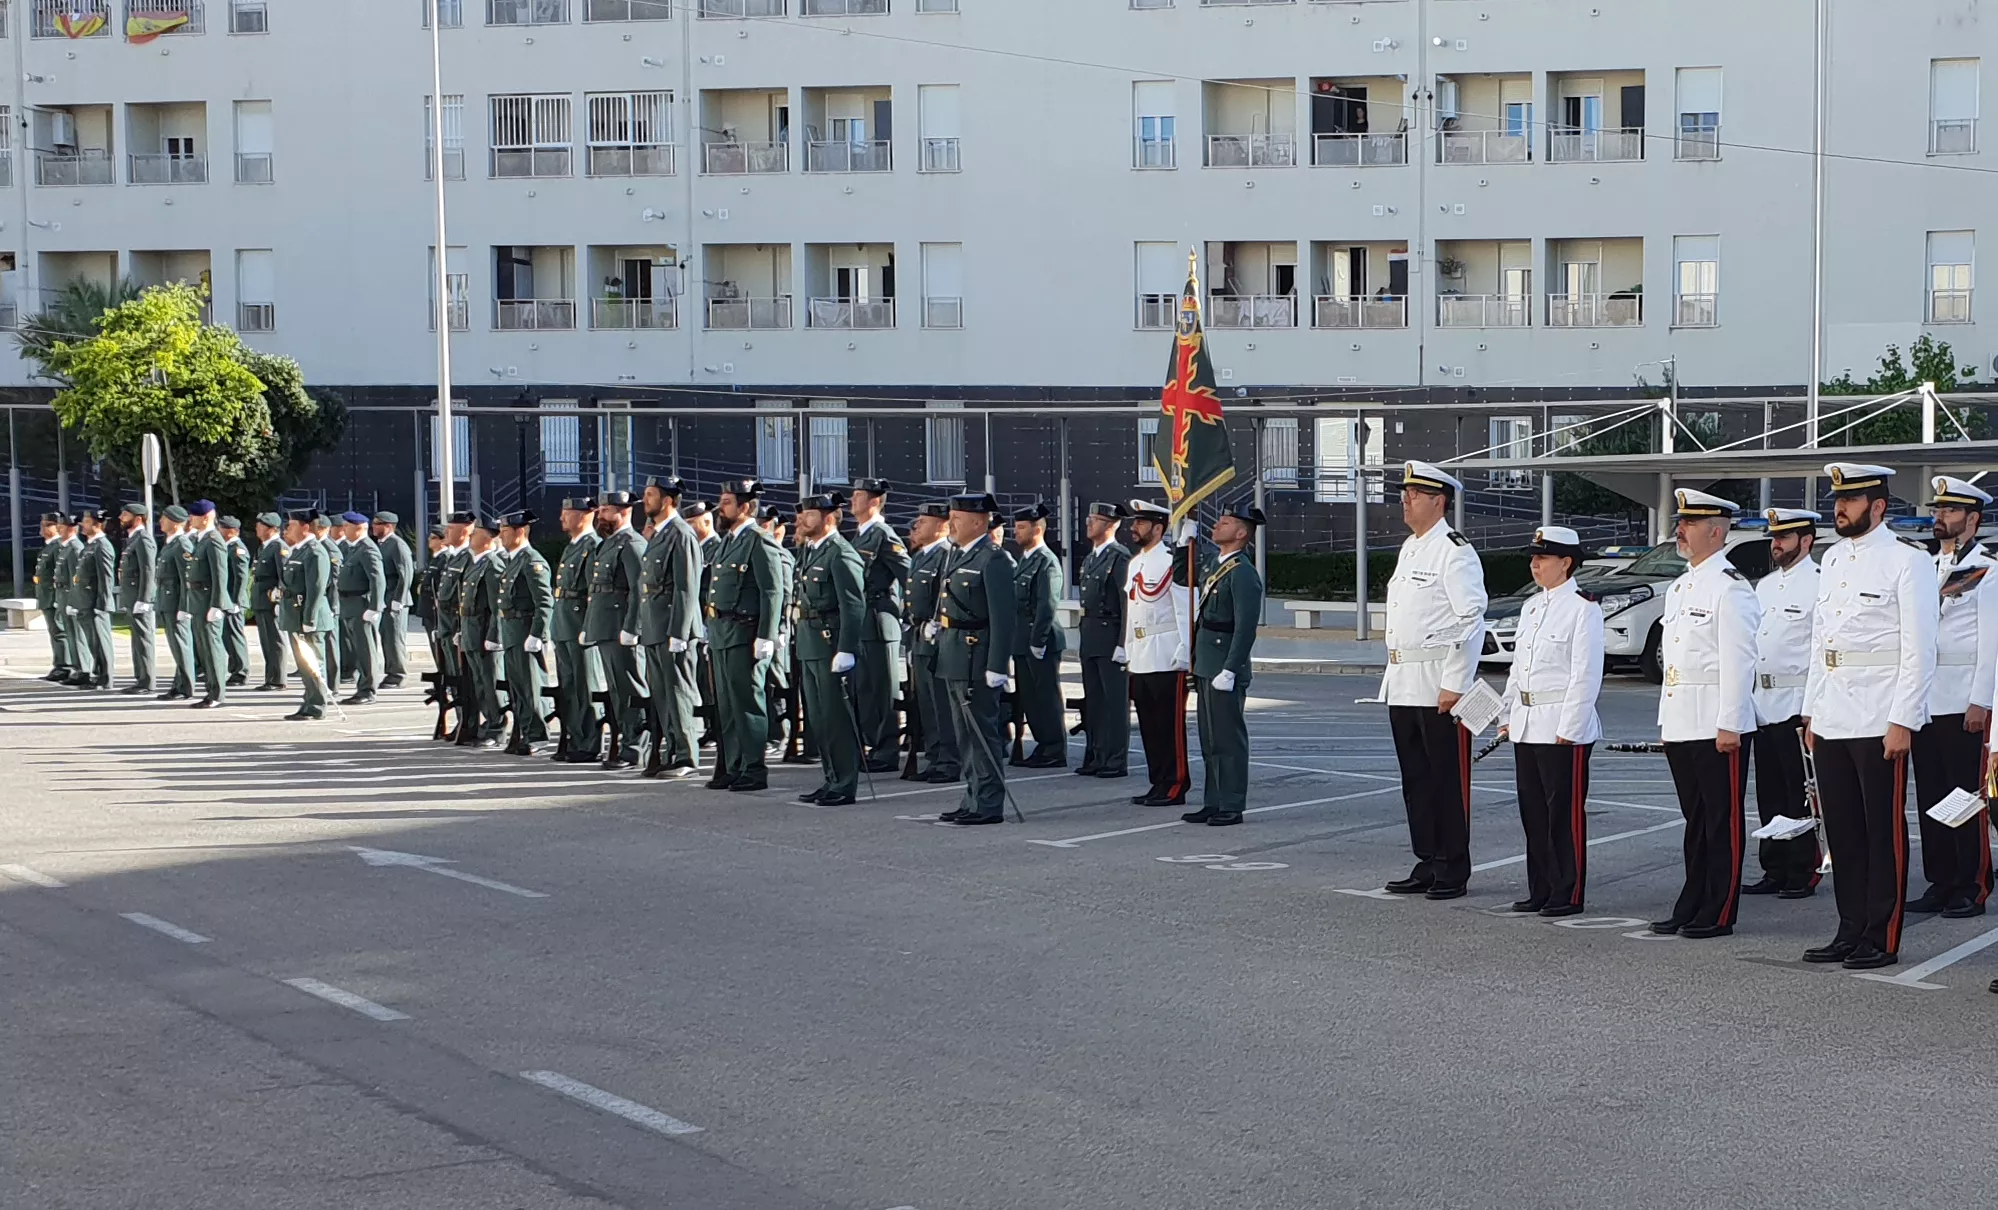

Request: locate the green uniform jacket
(226, 537), (253, 611)
(459, 550), (504, 649)
(379, 534), (415, 608)
(498, 546), (553, 647)
(904, 540), (950, 659)
(119, 531), (157, 613)
(33, 541), (63, 609)
(583, 528), (646, 644)
(551, 531), (598, 643)
(850, 520), (910, 644)
(53, 538), (83, 612)
(698, 533), (722, 624)
(637, 515), (702, 646)
(280, 538), (337, 633)
(184, 530), (230, 613)
(324, 539), (345, 590)
(71, 533), (116, 613)
(337, 535), (386, 618)
(770, 542), (796, 688)
(936, 541), (1018, 683)
(703, 521), (783, 651)
(432, 546), (470, 641)
(415, 551), (442, 627)
(253, 539), (286, 613)
(1192, 552), (1264, 681)
(155, 532), (187, 617)
(1011, 545), (1065, 656)
(1076, 541), (1131, 659)
(795, 533), (866, 662)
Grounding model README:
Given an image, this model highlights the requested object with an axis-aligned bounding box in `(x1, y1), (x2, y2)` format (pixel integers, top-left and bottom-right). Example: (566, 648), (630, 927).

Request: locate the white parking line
(870, 771), (1072, 801)
(282, 977), (411, 1021)
(120, 912), (210, 944)
(1470, 819), (1686, 872)
(1853, 925), (1998, 990)
(520, 1070), (705, 1136)
(0, 864), (66, 888)
(1026, 786), (1400, 849)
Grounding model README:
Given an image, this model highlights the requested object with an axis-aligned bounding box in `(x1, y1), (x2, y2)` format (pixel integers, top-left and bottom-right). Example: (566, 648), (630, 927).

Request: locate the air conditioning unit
(47, 112), (77, 151)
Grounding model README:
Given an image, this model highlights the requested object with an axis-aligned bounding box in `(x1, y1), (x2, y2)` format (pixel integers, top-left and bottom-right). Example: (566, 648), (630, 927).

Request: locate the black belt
(717, 609), (759, 622)
(1200, 620), (1235, 633)
(339, 591), (367, 597)
(939, 614), (986, 630)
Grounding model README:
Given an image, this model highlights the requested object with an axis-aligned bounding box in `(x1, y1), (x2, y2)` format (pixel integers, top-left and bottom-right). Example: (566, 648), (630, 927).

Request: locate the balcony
(806, 140), (891, 173)
(237, 302), (274, 332)
(1205, 133), (1295, 168)
(1674, 293), (1717, 327)
(1133, 136), (1176, 169)
(1437, 295), (1530, 328)
(584, 0), (668, 16)
(707, 297), (792, 329)
(32, 0), (111, 36)
(1313, 296), (1408, 329)
(488, 0), (568, 22)
(1208, 294), (1296, 329)
(495, 299), (577, 330)
(592, 298), (678, 329)
(698, 0), (780, 12)
(1548, 128), (1644, 163)
(1439, 129), (1531, 164)
(801, 0), (883, 12)
(587, 143), (675, 176)
(228, 0), (266, 30)
(37, 151), (115, 187)
(1136, 294), (1176, 329)
(920, 137), (960, 172)
(1675, 124), (1721, 161)
(1931, 118), (1977, 155)
(923, 296), (962, 329)
(1546, 293), (1642, 328)
(492, 147), (572, 178)
(703, 141), (787, 174)
(1312, 131), (1405, 167)
(125, 0), (204, 32)
(234, 152), (273, 183)
(1929, 289), (1973, 324)
(809, 298), (896, 329)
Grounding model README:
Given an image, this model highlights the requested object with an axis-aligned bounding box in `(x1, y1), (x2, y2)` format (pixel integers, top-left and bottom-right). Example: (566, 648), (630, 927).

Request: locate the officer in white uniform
(1498, 526), (1604, 916)
(1123, 500), (1193, 807)
(1912, 475), (1995, 918)
(1382, 462), (1488, 900)
(1653, 489), (1761, 940)
(1745, 508), (1825, 898)
(1801, 463), (1937, 970)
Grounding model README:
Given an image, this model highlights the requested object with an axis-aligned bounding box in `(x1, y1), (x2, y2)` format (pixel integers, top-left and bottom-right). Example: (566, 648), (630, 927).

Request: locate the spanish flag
(126, 10), (190, 42)
(56, 10), (108, 36)
(1148, 250), (1236, 527)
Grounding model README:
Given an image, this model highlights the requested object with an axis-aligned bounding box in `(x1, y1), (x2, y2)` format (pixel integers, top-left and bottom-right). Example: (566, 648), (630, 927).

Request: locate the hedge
(1265, 550), (1532, 602)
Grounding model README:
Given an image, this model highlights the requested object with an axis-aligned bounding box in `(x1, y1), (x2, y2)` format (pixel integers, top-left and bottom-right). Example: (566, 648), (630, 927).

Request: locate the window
(0, 106), (11, 188)
(1550, 414), (1590, 453)
(598, 401), (634, 493)
(234, 100), (273, 183)
(917, 84), (960, 172)
(428, 245), (469, 331)
(1260, 418), (1298, 486)
(920, 242), (962, 328)
(1673, 235), (1719, 327)
(809, 399), (849, 485)
(423, 0), (464, 26)
(230, 0), (270, 32)
(1487, 417), (1532, 491)
(1133, 81), (1176, 168)
(755, 399), (796, 482)
(1137, 417), (1161, 484)
(925, 400), (965, 485)
(1928, 230), (1974, 323)
(235, 249), (274, 331)
(1931, 58), (1980, 154)
(431, 413), (471, 481)
(489, 93), (573, 178)
(586, 90), (673, 176)
(488, 0), (570, 24)
(541, 399), (581, 482)
(425, 94), (465, 180)
(1313, 417), (1384, 503)
(1675, 67), (1721, 159)
(1134, 241), (1181, 329)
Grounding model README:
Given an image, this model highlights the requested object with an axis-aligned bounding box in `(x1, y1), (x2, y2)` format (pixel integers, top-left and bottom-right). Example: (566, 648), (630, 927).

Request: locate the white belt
(1664, 667), (1718, 687)
(1388, 647), (1449, 665)
(1133, 626), (1173, 640)
(1936, 651), (1979, 667)
(1823, 649), (1898, 669)
(1758, 674), (1807, 690)
(1518, 689), (1566, 706)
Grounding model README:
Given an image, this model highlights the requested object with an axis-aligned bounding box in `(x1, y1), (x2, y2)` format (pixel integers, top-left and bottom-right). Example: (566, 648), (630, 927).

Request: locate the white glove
(206, 607), (222, 623)
(831, 651), (856, 674)
(484, 639), (501, 652)
(268, 588), (283, 604)
(224, 605), (241, 614)
(389, 601), (405, 613)
(96, 608), (110, 617)
(176, 610), (190, 622)
(1005, 676), (1017, 694)
(1030, 645), (1046, 661)
(1112, 645), (1128, 665)
(363, 609), (379, 623)
(133, 602), (151, 615)
(453, 634), (464, 650)
(524, 636), (544, 653)
(1212, 669), (1237, 692)
(66, 606), (78, 616)
(984, 670), (1008, 690)
(668, 637), (687, 653)
(619, 630), (639, 647)
(753, 637), (776, 660)
(923, 620), (939, 642)
(303, 624), (317, 635)
(1177, 519), (1199, 542)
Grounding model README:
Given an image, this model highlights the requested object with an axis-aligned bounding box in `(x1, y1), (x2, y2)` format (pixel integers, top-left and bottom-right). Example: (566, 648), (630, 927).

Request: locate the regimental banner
(126, 11), (191, 42)
(1149, 251), (1236, 527)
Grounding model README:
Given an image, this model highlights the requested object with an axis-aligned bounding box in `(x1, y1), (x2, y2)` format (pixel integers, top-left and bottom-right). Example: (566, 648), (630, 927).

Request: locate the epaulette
(1447, 531), (1471, 547)
(1897, 536), (1927, 551)
(1722, 567), (1746, 581)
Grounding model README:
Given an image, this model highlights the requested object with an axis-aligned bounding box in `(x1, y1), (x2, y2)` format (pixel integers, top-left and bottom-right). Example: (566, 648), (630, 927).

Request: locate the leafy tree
(14, 278), (144, 380)
(1821, 335), (1986, 445)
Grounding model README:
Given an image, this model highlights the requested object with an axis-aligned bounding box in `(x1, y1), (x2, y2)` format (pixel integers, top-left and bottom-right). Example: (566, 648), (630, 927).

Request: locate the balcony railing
(923, 296), (962, 329)
(1674, 293), (1717, 327)
(237, 302), (274, 332)
(229, 0), (267, 30)
(704, 140), (788, 174)
(698, 0), (780, 13)
(1675, 125), (1721, 160)
(130, 153), (207, 184)
(801, 0), (883, 12)
(1546, 293), (1642, 328)
(1312, 131), (1406, 167)
(707, 296), (792, 329)
(495, 299), (577, 330)
(126, 0), (203, 32)
(37, 150), (115, 186)
(235, 151), (273, 183)
(491, 147), (572, 178)
(487, 0), (568, 22)
(1205, 133), (1295, 168)
(1931, 118), (1978, 155)
(591, 298), (678, 329)
(32, 0), (111, 36)
(920, 137), (960, 172)
(1929, 289), (1973, 323)
(1133, 136), (1176, 169)
(806, 140), (891, 173)
(1437, 294), (1530, 328)
(584, 0), (669, 17)
(1548, 127), (1645, 163)
(1208, 294), (1296, 329)
(1136, 293), (1176, 329)
(1313, 295), (1408, 329)
(587, 143), (675, 176)
(1438, 129), (1531, 164)
(914, 0), (955, 9)
(809, 298), (896, 329)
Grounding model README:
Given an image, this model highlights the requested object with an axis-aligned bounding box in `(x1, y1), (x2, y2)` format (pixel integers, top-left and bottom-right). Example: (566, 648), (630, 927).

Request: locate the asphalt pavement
(2, 656), (1995, 1210)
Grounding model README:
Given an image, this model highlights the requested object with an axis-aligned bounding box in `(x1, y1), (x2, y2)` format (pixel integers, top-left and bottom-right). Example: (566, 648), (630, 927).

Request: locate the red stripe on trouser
(1458, 724), (1472, 829)
(1719, 747), (1744, 927)
(1570, 745), (1587, 907)
(1979, 723), (1993, 905)
(1887, 754), (1908, 953)
(1170, 671), (1190, 797)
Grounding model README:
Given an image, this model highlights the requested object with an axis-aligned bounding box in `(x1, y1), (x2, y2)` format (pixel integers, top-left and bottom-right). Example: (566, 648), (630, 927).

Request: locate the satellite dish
(1989, 352), (1998, 376)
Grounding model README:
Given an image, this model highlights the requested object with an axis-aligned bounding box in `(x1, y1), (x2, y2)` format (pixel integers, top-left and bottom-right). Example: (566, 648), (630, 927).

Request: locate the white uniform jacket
(1656, 553), (1761, 743)
(1499, 577), (1604, 745)
(1801, 524), (1937, 740)
(1930, 542), (1998, 720)
(1383, 522), (1488, 708)
(1123, 541), (1190, 675)
(1752, 559), (1820, 727)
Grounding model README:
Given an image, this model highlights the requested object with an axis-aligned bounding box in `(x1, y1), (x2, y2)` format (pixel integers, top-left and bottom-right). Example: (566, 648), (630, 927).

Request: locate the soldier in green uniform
(68, 510), (117, 690)
(457, 516), (508, 748)
(584, 491), (648, 769)
(216, 516), (253, 687)
(703, 479), (783, 791)
(845, 479), (911, 772)
(250, 513), (289, 691)
(550, 499), (603, 763)
(154, 505), (195, 700)
(182, 502), (230, 708)
(758, 506), (796, 758)
(1185, 503), (1266, 827)
(936, 493), (1019, 824)
(791, 493), (866, 805)
(430, 512), (474, 737)
(35, 514), (76, 681)
(372, 512), (414, 689)
(497, 510), (554, 753)
(311, 513), (345, 687)
(1075, 503), (1132, 778)
(279, 510), (338, 721)
(1010, 503), (1067, 768)
(116, 503), (157, 694)
(415, 525), (445, 691)
(904, 502), (959, 783)
(687, 501), (721, 749)
(638, 478), (703, 777)
(335, 510), (386, 704)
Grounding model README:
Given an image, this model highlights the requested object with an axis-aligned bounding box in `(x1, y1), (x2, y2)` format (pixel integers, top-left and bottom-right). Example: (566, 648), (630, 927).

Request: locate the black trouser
(1515, 742), (1592, 910)
(1016, 649), (1065, 762)
(1752, 717), (1823, 890)
(1813, 736), (1909, 952)
(1131, 671), (1190, 800)
(1079, 654), (1130, 774)
(1388, 705), (1472, 887)
(1663, 740), (1747, 930)
(1911, 715), (1992, 907)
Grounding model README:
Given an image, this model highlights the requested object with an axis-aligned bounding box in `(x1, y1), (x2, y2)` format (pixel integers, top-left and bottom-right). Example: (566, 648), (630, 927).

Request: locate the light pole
(427, 0), (456, 518)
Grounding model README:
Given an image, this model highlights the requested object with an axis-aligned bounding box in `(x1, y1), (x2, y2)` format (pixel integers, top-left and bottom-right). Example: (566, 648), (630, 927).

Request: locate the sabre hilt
(1605, 741), (1666, 754)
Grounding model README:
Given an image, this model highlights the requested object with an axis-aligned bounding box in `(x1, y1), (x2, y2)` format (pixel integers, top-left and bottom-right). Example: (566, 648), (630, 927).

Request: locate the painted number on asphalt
(1155, 855), (1290, 872)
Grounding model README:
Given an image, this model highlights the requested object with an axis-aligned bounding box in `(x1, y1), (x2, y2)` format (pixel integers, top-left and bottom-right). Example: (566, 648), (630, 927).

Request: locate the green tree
(1820, 335), (1986, 445)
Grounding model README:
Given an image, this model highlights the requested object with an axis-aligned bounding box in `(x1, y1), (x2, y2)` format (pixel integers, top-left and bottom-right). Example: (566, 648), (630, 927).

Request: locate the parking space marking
(1026, 786), (1399, 849)
(520, 1070), (704, 1136)
(1471, 819), (1686, 872)
(120, 912), (211, 944)
(282, 978), (411, 1022)
(0, 864), (66, 888)
(1853, 925), (1998, 990)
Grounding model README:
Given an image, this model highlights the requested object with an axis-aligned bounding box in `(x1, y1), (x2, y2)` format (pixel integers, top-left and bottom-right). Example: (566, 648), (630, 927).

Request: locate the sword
(1473, 734), (1505, 763)
(1800, 729), (1833, 873)
(948, 683), (1025, 823)
(840, 670), (878, 802)
(1604, 741), (1667, 754)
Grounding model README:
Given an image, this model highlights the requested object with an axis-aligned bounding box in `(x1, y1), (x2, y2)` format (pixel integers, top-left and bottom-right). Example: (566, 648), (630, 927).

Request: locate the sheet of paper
(1752, 815), (1818, 841)
(1448, 679), (1505, 736)
(1927, 787), (1987, 829)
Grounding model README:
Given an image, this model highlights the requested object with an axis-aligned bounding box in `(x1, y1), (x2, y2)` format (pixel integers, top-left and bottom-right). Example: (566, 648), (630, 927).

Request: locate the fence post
(413, 410), (428, 567)
(1057, 416), (1072, 588)
(8, 412), (22, 597)
(1354, 417), (1369, 642)
(1251, 416), (1266, 574)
